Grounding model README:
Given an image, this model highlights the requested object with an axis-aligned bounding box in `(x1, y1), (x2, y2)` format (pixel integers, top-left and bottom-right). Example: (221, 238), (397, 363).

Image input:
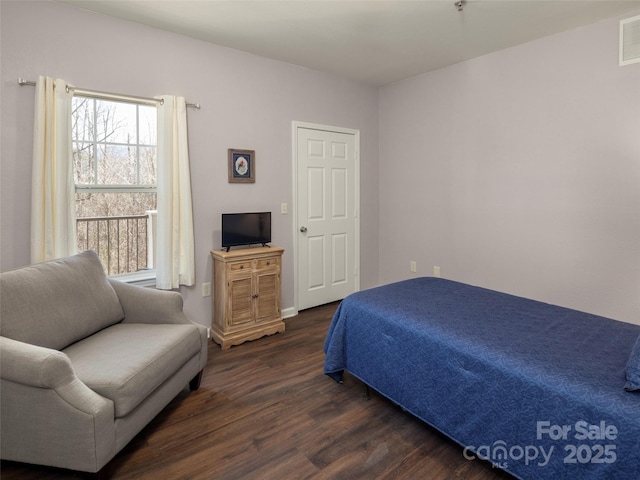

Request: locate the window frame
(71, 94), (159, 283)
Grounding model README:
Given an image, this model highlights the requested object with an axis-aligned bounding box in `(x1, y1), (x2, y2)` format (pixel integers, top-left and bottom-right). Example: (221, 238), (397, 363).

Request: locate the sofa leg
(189, 370), (203, 391)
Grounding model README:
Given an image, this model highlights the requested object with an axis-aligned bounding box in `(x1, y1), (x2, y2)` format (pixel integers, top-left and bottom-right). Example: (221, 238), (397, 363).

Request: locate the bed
(324, 278), (640, 480)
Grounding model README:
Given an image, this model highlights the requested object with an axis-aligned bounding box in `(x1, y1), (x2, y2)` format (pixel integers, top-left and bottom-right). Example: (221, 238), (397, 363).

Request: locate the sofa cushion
(0, 251), (124, 350)
(63, 323), (202, 417)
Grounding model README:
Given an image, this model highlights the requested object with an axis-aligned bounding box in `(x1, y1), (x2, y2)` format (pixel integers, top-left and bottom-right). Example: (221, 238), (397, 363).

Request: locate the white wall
(379, 13), (640, 324)
(3, 1), (637, 327)
(0, 0), (380, 326)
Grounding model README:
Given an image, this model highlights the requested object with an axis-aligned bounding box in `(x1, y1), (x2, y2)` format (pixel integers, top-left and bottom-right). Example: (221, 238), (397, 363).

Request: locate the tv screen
(222, 212), (271, 251)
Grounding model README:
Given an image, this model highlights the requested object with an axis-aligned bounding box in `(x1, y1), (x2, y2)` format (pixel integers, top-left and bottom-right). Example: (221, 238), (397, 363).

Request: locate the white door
(295, 123), (359, 311)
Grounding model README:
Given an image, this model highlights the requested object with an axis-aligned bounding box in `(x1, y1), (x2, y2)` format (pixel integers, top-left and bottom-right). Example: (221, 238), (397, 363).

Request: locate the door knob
(300, 226), (307, 233)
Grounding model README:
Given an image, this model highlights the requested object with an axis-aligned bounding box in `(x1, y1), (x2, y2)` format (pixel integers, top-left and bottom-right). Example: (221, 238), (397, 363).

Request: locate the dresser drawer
(229, 261), (253, 272)
(257, 257), (279, 270)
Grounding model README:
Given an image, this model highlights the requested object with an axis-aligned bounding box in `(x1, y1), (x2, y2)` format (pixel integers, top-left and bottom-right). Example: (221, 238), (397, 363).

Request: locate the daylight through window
(72, 96), (157, 277)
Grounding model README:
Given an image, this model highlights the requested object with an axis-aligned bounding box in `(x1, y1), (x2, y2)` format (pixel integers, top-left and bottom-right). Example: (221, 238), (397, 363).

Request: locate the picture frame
(228, 149), (255, 183)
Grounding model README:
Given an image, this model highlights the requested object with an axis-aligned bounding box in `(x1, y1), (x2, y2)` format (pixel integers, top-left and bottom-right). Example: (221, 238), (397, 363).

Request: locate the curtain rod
(18, 77), (201, 109)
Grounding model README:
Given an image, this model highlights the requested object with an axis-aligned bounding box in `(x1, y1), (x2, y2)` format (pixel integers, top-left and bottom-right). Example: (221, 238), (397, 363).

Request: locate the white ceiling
(58, 0), (640, 86)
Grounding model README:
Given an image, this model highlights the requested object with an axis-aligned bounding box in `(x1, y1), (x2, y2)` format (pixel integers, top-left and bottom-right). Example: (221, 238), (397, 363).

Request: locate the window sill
(109, 270), (157, 288)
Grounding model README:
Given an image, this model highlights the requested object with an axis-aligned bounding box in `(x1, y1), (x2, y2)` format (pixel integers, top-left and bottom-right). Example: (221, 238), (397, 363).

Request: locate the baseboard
(282, 307), (297, 319)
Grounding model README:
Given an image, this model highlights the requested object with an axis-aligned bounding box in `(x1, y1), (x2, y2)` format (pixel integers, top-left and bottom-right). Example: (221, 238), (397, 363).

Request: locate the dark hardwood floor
(1, 302), (514, 480)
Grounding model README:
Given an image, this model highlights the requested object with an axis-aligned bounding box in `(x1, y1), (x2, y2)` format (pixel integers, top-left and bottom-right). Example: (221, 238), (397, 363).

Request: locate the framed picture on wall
(228, 149), (255, 183)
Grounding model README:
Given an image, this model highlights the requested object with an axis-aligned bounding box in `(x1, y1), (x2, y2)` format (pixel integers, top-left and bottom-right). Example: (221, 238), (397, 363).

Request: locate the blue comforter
(324, 278), (640, 480)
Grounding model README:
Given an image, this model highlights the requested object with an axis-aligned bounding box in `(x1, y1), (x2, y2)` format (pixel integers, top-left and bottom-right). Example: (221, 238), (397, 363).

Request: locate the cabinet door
(228, 275), (253, 327)
(255, 270), (280, 322)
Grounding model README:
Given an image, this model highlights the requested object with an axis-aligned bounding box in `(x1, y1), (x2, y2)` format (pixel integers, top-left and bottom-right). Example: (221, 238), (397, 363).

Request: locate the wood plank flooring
(1, 302), (514, 480)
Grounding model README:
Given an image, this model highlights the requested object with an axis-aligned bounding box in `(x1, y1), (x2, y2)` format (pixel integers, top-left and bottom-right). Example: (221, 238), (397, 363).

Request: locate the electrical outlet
(410, 261), (417, 273)
(202, 282), (211, 297)
(433, 266), (441, 278)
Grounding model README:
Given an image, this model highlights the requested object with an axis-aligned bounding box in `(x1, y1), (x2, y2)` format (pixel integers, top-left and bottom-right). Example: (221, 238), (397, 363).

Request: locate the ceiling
(57, 0), (640, 86)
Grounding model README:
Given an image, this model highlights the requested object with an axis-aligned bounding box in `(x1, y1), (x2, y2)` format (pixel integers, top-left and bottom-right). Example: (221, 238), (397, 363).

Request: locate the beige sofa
(0, 250), (208, 473)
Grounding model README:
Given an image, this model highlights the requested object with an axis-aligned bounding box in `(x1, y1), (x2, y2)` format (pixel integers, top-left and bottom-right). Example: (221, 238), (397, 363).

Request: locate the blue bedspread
(324, 278), (640, 480)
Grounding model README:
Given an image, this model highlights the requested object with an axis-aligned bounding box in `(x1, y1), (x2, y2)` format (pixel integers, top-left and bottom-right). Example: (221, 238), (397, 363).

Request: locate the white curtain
(30, 76), (77, 264)
(156, 95), (195, 289)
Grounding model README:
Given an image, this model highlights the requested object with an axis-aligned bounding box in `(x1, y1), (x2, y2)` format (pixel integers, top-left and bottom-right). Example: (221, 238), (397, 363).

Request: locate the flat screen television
(221, 212), (271, 252)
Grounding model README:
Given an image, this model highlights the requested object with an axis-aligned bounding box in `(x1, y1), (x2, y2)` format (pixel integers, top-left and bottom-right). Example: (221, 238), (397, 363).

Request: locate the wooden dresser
(210, 246), (285, 349)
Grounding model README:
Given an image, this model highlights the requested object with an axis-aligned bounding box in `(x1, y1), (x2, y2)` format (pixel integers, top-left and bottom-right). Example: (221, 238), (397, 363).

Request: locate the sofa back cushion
(0, 250), (125, 350)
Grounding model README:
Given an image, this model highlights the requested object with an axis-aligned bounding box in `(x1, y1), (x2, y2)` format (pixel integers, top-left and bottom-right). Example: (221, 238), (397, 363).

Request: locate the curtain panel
(30, 76), (77, 264)
(156, 95), (195, 289)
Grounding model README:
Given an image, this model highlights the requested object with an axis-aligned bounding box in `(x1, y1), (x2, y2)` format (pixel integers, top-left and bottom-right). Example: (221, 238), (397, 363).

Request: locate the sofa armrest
(0, 336), (111, 413)
(2, 336), (76, 387)
(109, 279), (191, 325)
(1, 336), (116, 472)
(108, 280), (209, 372)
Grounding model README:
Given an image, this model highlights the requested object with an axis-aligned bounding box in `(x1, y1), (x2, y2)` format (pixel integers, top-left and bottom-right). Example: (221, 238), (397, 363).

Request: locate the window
(72, 96), (157, 278)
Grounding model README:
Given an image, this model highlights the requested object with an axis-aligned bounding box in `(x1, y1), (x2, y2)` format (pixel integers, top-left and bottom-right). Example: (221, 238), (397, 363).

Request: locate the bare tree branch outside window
(72, 97), (157, 275)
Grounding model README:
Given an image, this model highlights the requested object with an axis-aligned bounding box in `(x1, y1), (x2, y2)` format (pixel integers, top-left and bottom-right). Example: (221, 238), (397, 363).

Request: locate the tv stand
(210, 246), (285, 349)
